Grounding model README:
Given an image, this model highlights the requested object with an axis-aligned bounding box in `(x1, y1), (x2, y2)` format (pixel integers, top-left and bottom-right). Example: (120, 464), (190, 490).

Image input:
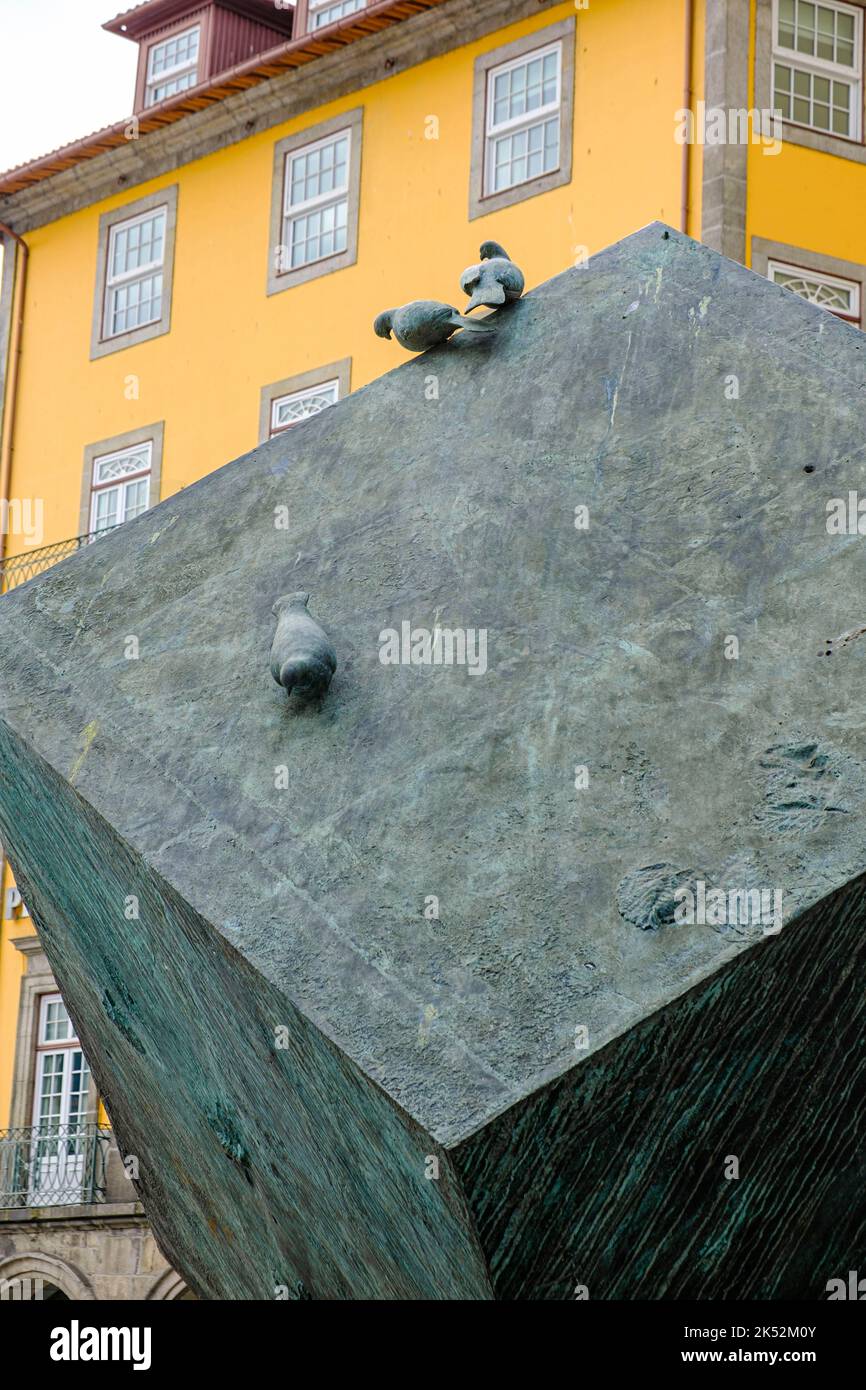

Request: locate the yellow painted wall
(687, 0), (706, 238)
(0, 861), (32, 1124)
(747, 136), (866, 268)
(744, 0), (866, 271)
(4, 0), (690, 565)
(0, 0), (696, 1125)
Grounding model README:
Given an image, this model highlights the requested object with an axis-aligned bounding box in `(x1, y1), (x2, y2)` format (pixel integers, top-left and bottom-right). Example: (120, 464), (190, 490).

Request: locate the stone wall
(0, 1202), (192, 1300)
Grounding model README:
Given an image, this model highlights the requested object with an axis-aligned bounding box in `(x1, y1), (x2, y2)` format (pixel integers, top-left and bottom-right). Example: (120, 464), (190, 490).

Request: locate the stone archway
(0, 1252), (95, 1301)
(146, 1268), (196, 1300)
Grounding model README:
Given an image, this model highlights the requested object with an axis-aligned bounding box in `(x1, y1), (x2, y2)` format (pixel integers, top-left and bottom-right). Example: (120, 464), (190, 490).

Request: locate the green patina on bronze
(0, 224), (864, 1297)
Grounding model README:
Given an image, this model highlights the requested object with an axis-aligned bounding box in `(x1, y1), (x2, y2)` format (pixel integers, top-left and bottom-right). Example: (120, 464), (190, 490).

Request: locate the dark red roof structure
(102, 0), (294, 41)
(0, 0), (448, 196)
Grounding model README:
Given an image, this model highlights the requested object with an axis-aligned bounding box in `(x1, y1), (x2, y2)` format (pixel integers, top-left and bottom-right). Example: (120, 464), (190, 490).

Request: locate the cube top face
(2, 222), (866, 1146)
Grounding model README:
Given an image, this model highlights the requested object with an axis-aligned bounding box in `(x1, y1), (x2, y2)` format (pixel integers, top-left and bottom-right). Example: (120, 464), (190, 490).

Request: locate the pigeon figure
(460, 241), (525, 312)
(270, 591), (336, 702)
(374, 300), (494, 353)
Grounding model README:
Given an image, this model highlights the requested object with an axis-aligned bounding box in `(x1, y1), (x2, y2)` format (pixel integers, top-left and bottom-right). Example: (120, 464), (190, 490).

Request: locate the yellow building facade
(0, 0), (864, 1298)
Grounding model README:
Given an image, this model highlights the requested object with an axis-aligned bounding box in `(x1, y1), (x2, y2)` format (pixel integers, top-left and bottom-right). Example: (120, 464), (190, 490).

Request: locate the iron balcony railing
(0, 1124), (111, 1208)
(0, 526), (118, 594)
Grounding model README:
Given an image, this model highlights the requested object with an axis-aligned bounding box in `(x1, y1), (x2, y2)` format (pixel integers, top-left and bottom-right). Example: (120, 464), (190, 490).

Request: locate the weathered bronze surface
(460, 240), (525, 311)
(374, 300), (494, 352)
(270, 591), (336, 701)
(0, 224), (864, 1299)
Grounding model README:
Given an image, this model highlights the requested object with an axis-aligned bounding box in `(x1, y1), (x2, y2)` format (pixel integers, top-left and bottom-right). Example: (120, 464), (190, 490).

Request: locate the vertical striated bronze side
(0, 717), (494, 1300)
(452, 878), (866, 1299)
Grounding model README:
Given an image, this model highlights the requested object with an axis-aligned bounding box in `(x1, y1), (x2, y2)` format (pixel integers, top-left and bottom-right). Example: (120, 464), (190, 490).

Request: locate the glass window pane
(149, 69), (197, 102)
(94, 447), (150, 484)
(772, 265), (855, 315)
(123, 479), (149, 521)
(272, 382), (339, 431)
(816, 6), (834, 59)
(489, 47), (559, 132)
(149, 26), (199, 78)
(94, 489), (119, 532)
(813, 100), (831, 127)
(38, 1054), (65, 1127)
(544, 117), (559, 167)
(287, 196), (348, 266)
(67, 1053), (90, 1128)
(109, 271), (162, 334)
(110, 212), (166, 278)
(42, 998), (73, 1042)
(311, 0), (365, 28)
(832, 104), (850, 133)
(288, 135), (348, 208)
(111, 227), (127, 276)
(797, 2), (816, 53)
(491, 113), (560, 192)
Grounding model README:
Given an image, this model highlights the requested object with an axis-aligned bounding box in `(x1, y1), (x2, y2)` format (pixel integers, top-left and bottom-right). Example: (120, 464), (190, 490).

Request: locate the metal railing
(0, 1124), (111, 1208)
(0, 526), (118, 594)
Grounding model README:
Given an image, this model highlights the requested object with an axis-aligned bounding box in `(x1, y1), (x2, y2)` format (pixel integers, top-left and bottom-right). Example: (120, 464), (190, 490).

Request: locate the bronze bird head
(480, 240), (510, 261)
(272, 590), (311, 617)
(373, 310), (394, 339)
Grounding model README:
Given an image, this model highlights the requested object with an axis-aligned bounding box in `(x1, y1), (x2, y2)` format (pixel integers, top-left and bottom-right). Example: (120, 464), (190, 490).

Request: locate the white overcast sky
(0, 0), (138, 172)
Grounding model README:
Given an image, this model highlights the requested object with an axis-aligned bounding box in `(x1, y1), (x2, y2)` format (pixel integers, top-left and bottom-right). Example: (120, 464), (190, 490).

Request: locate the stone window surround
(259, 357), (351, 443)
(90, 186), (179, 361)
(751, 234), (866, 326)
(755, 0), (866, 164)
(266, 108), (364, 297)
(468, 15), (576, 221)
(702, 0), (751, 263)
(8, 935), (99, 1130)
(79, 421), (165, 538)
(0, 232), (17, 431)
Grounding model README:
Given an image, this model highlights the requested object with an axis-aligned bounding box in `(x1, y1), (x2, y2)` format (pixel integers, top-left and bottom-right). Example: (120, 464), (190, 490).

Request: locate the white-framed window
(32, 995), (90, 1134)
(309, 0), (365, 28)
(89, 441), (153, 535)
(772, 0), (863, 139)
(270, 379), (339, 436)
(145, 24), (200, 106)
(769, 259), (861, 321)
(282, 128), (351, 271)
(484, 41), (562, 195)
(28, 995), (91, 1205)
(103, 205), (167, 340)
